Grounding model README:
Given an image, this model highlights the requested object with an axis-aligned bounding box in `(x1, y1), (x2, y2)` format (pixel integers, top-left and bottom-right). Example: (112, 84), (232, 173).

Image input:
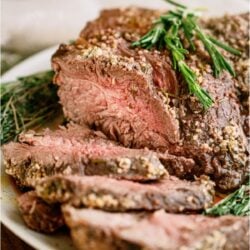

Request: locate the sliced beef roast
(17, 191), (64, 233)
(52, 10), (180, 151)
(3, 124), (167, 187)
(63, 206), (249, 250)
(52, 8), (248, 190)
(52, 44), (179, 150)
(36, 175), (214, 212)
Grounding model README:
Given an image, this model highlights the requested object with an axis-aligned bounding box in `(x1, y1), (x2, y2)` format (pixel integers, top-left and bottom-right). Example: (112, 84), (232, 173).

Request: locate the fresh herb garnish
(1, 71), (61, 144)
(205, 178), (250, 216)
(132, 0), (241, 109)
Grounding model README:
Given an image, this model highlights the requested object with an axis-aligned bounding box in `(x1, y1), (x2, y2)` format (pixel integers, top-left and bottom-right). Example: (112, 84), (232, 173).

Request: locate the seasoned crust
(62, 207), (249, 250)
(52, 8), (248, 191)
(3, 125), (168, 187)
(36, 175), (214, 213)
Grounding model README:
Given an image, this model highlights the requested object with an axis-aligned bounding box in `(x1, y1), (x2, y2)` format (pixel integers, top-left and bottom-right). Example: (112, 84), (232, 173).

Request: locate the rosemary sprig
(205, 178), (250, 216)
(1, 70), (61, 144)
(132, 0), (241, 108)
(208, 36), (242, 56)
(195, 26), (236, 77)
(164, 19), (213, 108)
(132, 22), (166, 49)
(165, 0), (186, 9)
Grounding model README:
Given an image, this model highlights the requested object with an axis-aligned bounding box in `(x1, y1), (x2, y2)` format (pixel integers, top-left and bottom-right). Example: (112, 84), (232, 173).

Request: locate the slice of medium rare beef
(62, 206), (249, 250)
(52, 45), (179, 150)
(3, 125), (167, 188)
(36, 175), (214, 213)
(52, 9), (180, 150)
(52, 8), (248, 190)
(17, 191), (64, 233)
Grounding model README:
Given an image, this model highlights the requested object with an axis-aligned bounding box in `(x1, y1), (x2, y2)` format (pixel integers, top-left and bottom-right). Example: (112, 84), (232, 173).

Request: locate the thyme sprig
(1, 71), (61, 144)
(205, 178), (250, 216)
(132, 0), (241, 108)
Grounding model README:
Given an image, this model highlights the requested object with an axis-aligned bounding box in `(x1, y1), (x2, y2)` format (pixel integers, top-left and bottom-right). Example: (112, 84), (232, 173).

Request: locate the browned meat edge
(51, 8), (248, 191)
(62, 206), (249, 250)
(36, 175), (214, 212)
(3, 124), (168, 187)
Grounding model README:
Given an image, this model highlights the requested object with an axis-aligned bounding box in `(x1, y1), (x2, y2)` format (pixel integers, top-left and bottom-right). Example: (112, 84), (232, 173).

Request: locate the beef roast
(52, 44), (179, 150)
(3, 124), (167, 187)
(36, 175), (214, 212)
(52, 8), (248, 190)
(17, 191), (64, 233)
(52, 8), (179, 151)
(203, 13), (250, 139)
(63, 206), (249, 250)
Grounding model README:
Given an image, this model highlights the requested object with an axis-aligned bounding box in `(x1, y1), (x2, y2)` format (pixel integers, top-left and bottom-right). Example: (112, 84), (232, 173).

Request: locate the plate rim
(1, 45), (58, 82)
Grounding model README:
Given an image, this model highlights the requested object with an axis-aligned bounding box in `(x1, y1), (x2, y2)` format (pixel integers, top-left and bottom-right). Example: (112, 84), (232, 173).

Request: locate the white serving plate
(1, 1), (248, 249)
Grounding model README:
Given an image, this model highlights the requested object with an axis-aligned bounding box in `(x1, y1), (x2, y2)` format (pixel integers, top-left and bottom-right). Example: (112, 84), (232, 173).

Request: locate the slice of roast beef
(62, 206), (249, 250)
(3, 124), (168, 187)
(36, 175), (214, 212)
(52, 8), (248, 190)
(52, 44), (179, 150)
(17, 191), (64, 233)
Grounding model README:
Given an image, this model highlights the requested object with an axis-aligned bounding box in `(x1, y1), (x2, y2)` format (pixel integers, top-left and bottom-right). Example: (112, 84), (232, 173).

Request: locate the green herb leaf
(165, 0), (186, 9)
(208, 36), (242, 56)
(177, 61), (213, 109)
(132, 0), (240, 109)
(132, 23), (166, 49)
(195, 27), (236, 77)
(182, 14), (197, 50)
(205, 178), (250, 216)
(0, 70), (61, 144)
